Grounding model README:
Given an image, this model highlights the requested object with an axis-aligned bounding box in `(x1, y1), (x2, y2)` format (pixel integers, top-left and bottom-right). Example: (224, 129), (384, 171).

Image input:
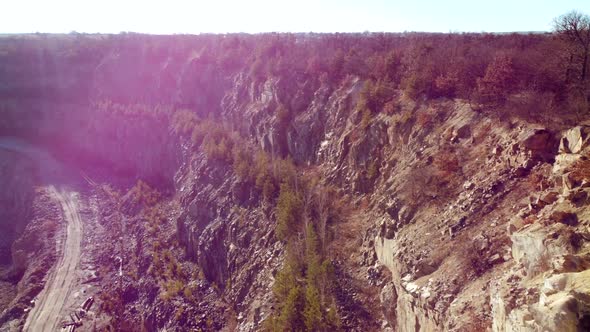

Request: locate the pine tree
(278, 286), (304, 331)
(276, 183), (303, 241)
(304, 224), (324, 331)
(304, 283), (322, 331)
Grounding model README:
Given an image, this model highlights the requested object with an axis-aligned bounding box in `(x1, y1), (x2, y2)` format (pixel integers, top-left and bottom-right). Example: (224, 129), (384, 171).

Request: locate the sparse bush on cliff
(366, 159), (379, 181)
(359, 108), (372, 131)
(171, 109), (199, 136)
(401, 72), (427, 100)
(127, 180), (161, 208)
(203, 136), (233, 162)
(357, 79), (395, 114)
(434, 149), (461, 175)
(276, 183), (303, 241)
(277, 157), (298, 190)
(232, 145), (254, 182)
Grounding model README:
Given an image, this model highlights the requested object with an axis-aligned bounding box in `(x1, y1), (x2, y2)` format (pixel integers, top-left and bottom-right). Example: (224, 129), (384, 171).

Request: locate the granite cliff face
(0, 34), (589, 331)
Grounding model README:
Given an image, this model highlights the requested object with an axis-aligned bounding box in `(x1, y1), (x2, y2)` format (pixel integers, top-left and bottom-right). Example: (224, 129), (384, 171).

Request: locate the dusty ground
(24, 187), (83, 331)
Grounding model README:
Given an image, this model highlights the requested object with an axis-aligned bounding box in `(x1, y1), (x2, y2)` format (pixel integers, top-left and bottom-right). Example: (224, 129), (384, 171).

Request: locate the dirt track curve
(24, 186), (83, 332)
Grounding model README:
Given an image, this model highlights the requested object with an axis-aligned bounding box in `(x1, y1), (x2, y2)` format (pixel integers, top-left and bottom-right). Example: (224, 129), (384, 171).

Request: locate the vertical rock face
(173, 153), (282, 330)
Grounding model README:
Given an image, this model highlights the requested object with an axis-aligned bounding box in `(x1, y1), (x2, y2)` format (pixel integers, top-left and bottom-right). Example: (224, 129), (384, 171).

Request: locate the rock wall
(176, 69), (590, 331)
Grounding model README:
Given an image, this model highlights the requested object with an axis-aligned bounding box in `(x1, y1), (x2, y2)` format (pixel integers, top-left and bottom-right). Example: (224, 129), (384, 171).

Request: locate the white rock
(405, 282), (419, 293)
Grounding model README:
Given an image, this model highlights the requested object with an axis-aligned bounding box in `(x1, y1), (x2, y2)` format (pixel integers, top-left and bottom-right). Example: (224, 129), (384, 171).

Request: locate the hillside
(0, 32), (589, 331)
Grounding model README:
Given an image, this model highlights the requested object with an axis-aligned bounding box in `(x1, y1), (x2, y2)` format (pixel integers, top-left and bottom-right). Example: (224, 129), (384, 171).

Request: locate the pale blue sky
(1, 0), (589, 34)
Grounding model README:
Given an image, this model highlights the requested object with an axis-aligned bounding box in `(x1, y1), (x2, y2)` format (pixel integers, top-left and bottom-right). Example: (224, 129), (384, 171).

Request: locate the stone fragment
(521, 128), (557, 162)
(380, 283), (397, 323)
(559, 126), (589, 154)
(540, 191), (559, 205)
(463, 181), (475, 190)
(550, 211), (578, 226)
(566, 188), (588, 205)
(488, 254), (503, 265)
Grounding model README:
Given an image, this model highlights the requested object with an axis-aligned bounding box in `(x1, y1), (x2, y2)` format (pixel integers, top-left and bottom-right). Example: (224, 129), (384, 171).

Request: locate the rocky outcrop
(490, 126), (590, 332)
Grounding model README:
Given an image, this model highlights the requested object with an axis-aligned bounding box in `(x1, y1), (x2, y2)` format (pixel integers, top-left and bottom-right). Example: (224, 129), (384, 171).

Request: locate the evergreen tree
(276, 183), (303, 241)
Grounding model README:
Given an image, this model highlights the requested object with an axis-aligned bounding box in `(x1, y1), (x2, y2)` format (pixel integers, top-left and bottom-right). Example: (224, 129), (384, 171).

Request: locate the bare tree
(553, 11), (590, 83)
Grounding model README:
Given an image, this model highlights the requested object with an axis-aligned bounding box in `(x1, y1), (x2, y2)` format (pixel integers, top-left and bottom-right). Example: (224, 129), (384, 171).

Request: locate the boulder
(492, 145), (503, 157)
(510, 224), (567, 276)
(558, 172), (579, 196)
(463, 181), (475, 190)
(380, 283), (398, 324)
(550, 211), (578, 226)
(521, 128), (558, 162)
(488, 253), (504, 265)
(473, 234), (489, 252)
(540, 191), (559, 205)
(412, 260), (437, 278)
(558, 126), (590, 154)
(553, 153), (583, 175)
(451, 124), (471, 143)
(566, 188), (589, 205)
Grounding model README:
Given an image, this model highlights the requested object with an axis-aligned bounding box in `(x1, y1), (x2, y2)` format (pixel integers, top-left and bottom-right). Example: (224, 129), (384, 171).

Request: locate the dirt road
(23, 186), (83, 332)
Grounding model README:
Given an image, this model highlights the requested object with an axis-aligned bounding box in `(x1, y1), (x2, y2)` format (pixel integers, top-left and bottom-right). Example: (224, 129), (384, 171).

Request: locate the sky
(1, 0), (589, 34)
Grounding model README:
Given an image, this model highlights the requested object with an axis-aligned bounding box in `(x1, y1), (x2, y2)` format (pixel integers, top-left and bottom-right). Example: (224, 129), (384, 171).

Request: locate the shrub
(183, 286), (193, 300)
(277, 158), (298, 189)
(191, 124), (207, 147)
(127, 180), (160, 208)
(278, 286), (304, 330)
(434, 71), (459, 97)
(262, 178), (277, 201)
(416, 111), (434, 128)
(367, 159), (378, 180)
(358, 79), (395, 114)
(273, 261), (298, 303)
(161, 279), (184, 301)
(275, 183), (303, 241)
(276, 104), (291, 131)
(265, 286), (304, 332)
(171, 109), (198, 136)
(304, 284), (322, 331)
(383, 100), (399, 115)
(569, 152), (590, 182)
(401, 71), (431, 100)
(360, 108), (372, 130)
(476, 54), (515, 104)
(232, 145), (254, 181)
(434, 149), (460, 175)
(203, 136), (233, 162)
(254, 151), (275, 199)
